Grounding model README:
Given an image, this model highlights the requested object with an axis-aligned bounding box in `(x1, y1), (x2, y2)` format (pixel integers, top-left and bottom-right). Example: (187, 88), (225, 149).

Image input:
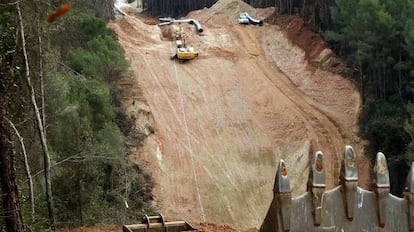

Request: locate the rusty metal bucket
(123, 214), (200, 232)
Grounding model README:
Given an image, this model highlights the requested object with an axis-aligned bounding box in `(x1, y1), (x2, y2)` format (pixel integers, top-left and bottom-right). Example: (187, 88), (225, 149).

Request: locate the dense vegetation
(140, 0), (304, 16)
(324, 0), (414, 195)
(0, 0), (153, 231)
(142, 0), (217, 16)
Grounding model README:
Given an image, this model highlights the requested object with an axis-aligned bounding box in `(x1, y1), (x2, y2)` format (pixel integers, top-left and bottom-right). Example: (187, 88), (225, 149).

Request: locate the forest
(324, 0), (414, 195)
(141, 0), (315, 16)
(0, 0), (153, 231)
(1, 0), (414, 231)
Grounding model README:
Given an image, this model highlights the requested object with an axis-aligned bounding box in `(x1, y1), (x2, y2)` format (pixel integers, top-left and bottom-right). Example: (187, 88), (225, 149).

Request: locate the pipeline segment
(239, 12), (263, 26)
(189, 19), (203, 33)
(158, 18), (203, 33)
(114, 4), (128, 16)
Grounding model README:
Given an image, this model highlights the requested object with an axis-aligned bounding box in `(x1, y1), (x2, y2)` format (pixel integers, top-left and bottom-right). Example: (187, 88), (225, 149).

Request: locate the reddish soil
(107, 0), (370, 230)
(193, 221), (257, 232)
(57, 225), (122, 232)
(265, 14), (349, 74)
(58, 222), (251, 232)
(266, 15), (326, 61)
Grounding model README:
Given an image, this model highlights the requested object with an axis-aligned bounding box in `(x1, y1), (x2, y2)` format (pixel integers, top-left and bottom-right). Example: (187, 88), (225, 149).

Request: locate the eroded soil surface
(108, 0), (370, 230)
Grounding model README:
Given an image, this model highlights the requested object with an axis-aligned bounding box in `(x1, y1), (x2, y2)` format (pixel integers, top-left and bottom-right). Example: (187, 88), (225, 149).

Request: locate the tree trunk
(302, 0), (306, 19)
(358, 60), (364, 104)
(0, 58), (26, 232)
(0, 3), (26, 231)
(16, 3), (56, 228)
(38, 33), (46, 136)
(8, 120), (34, 220)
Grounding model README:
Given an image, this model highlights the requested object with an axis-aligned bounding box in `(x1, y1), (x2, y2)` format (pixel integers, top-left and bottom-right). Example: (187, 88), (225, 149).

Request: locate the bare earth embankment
(108, 0), (370, 230)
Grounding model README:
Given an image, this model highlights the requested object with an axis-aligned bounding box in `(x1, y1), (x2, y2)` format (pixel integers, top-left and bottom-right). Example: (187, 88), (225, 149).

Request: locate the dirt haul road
(109, 0), (369, 230)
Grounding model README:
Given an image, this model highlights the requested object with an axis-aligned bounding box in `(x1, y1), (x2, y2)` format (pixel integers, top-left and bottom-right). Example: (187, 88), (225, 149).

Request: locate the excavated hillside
(109, 0), (370, 230)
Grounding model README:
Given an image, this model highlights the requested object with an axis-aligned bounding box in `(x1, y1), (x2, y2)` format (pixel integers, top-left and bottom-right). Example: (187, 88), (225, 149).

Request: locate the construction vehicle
(123, 214), (200, 232)
(170, 26), (199, 62)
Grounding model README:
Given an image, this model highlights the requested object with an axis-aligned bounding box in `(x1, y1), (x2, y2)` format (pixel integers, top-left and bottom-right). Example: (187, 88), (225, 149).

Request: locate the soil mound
(209, 0), (254, 15)
(110, 16), (161, 45)
(188, 0), (269, 26)
(160, 24), (180, 41)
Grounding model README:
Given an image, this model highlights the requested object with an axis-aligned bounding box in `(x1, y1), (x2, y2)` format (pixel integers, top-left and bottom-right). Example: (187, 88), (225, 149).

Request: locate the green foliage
(76, 13), (114, 40)
(47, 73), (114, 154)
(38, 8), (153, 228)
(68, 0), (115, 20)
(67, 35), (129, 83)
(404, 104), (414, 162)
(53, 160), (154, 227)
(2, 2), (153, 230)
(405, 19), (414, 58)
(326, 0), (395, 68)
(0, 11), (16, 67)
(55, 11), (130, 83)
(0, 11), (17, 90)
(0, 9), (18, 232)
(360, 99), (410, 157)
(326, 0), (414, 194)
(51, 11), (115, 54)
(42, 67), (153, 227)
(358, 98), (413, 195)
(142, 0), (217, 16)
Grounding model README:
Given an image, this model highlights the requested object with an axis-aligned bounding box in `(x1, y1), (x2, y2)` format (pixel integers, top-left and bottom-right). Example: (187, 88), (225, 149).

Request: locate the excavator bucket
(123, 214), (200, 232)
(260, 145), (414, 232)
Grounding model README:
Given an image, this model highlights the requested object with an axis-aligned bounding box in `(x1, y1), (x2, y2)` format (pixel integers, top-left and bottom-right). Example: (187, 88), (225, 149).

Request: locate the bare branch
(16, 2), (55, 228)
(27, 152), (120, 181)
(0, 0), (21, 6)
(8, 119), (35, 220)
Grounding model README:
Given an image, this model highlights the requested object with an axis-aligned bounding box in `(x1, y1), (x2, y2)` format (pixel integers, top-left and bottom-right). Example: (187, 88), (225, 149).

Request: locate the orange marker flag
(47, 3), (70, 23)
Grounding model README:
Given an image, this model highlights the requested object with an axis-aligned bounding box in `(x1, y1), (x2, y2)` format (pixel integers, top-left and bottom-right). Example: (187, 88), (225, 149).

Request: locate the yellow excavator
(171, 26), (199, 61)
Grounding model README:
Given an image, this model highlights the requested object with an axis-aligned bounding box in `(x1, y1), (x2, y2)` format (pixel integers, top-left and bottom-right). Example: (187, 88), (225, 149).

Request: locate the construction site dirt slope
(109, 0), (370, 230)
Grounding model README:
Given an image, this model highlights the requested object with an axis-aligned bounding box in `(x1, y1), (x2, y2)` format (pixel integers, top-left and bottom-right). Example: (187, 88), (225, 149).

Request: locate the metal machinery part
(123, 214), (200, 232)
(238, 12), (263, 26)
(260, 145), (414, 232)
(159, 17), (203, 33)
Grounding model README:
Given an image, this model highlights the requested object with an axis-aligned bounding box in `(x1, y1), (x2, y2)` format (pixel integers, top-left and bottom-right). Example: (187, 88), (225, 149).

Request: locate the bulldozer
(171, 26), (199, 61)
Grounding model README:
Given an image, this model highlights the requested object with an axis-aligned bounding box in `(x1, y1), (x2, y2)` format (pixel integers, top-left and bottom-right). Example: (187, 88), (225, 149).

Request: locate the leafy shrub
(67, 35), (129, 83)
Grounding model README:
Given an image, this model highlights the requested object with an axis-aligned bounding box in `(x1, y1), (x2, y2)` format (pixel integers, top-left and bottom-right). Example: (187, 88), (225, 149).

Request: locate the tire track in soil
(233, 26), (344, 187)
(259, 61), (343, 186)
